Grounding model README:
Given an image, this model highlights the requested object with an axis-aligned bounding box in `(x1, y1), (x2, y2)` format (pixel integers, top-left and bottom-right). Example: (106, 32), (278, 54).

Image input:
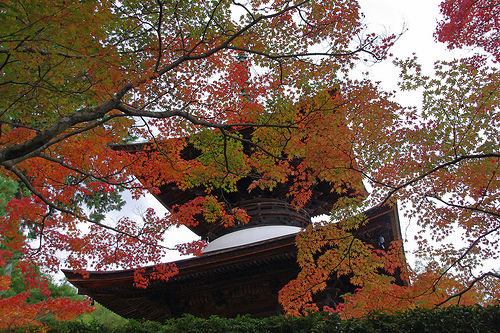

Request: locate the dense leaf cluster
(5, 306), (500, 333)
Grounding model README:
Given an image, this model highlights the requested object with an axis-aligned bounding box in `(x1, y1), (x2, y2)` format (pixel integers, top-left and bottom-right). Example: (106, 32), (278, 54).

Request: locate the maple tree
(436, 0), (500, 60)
(278, 0), (500, 317)
(0, 0), (498, 326)
(0, 0), (398, 327)
(280, 53), (500, 316)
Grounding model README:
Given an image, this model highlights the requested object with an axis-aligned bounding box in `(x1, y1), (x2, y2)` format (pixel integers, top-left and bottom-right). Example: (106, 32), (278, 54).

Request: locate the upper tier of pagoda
(113, 128), (364, 241)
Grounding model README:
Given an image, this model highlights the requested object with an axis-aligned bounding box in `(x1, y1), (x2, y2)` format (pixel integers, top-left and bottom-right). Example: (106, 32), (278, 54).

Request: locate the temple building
(64, 140), (405, 321)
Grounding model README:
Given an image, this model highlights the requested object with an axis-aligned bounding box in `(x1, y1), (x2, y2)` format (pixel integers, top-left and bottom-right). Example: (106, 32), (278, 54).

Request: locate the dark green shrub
(6, 305), (500, 333)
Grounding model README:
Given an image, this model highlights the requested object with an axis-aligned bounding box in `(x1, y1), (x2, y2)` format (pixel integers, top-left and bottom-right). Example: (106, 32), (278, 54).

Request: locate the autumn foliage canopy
(0, 0), (499, 328)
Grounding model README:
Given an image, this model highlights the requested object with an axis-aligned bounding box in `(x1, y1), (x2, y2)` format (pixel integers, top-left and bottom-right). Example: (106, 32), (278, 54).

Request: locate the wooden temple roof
(63, 204), (403, 321)
(64, 234), (299, 320)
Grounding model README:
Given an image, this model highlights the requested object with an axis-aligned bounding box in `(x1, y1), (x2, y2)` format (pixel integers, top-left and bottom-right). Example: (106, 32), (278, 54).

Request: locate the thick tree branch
(0, 101), (117, 165)
(0, 47), (99, 59)
(427, 194), (500, 218)
(226, 45), (379, 61)
(0, 113), (124, 167)
(369, 153), (500, 212)
(153, 0), (164, 73)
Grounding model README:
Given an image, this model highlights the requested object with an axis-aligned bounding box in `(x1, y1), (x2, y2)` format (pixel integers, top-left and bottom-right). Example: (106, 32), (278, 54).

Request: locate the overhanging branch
(5, 163), (174, 251)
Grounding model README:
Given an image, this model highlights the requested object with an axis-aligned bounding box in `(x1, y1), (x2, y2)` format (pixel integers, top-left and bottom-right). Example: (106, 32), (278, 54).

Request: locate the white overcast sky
(360, 0), (456, 76)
